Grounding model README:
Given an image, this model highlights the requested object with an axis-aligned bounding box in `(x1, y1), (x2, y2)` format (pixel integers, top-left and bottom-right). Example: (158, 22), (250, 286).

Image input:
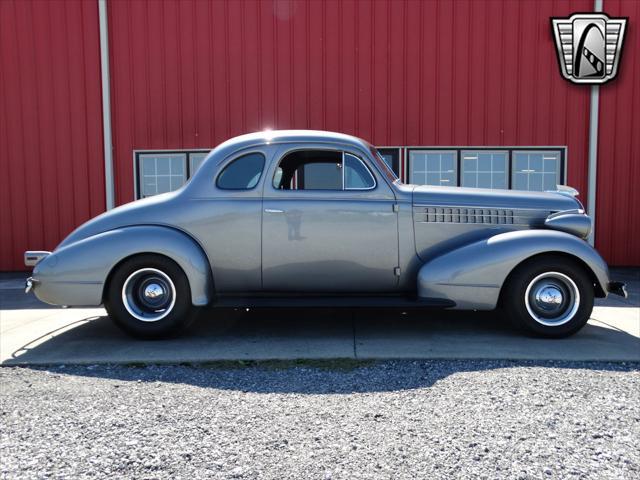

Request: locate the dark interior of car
(274, 150), (342, 190)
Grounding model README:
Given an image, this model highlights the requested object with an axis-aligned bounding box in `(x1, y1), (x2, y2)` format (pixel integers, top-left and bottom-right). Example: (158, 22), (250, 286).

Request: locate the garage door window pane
(512, 151), (561, 191)
(139, 154), (187, 198)
(189, 153), (208, 176)
(461, 151), (508, 189)
(377, 148), (400, 176)
(409, 150), (457, 186)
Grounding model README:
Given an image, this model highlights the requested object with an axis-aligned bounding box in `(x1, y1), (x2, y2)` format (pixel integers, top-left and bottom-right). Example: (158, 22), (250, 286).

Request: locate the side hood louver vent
(415, 207), (515, 225)
(414, 206), (548, 226)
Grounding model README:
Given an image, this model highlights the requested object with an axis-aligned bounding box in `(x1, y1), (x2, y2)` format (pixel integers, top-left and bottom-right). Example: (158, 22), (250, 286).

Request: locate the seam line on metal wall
(587, 0), (603, 245)
(99, 0), (115, 210)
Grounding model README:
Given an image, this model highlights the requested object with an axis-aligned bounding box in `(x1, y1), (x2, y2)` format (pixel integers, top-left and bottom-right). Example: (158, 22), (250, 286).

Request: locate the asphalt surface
(1, 360), (639, 479)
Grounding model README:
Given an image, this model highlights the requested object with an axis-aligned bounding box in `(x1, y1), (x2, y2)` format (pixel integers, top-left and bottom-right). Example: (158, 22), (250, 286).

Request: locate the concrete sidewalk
(1, 270), (638, 365)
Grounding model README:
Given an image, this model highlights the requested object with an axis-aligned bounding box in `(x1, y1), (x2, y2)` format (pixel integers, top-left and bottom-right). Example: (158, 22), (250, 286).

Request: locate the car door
(261, 144), (399, 292)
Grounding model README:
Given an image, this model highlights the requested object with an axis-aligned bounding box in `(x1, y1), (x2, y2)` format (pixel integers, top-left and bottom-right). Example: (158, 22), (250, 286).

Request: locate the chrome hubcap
(122, 268), (176, 322)
(144, 283), (165, 300)
(525, 272), (580, 326)
(534, 285), (564, 311)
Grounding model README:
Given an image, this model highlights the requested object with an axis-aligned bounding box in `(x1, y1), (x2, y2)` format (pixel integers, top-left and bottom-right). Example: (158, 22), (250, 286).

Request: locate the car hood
(57, 191), (180, 250)
(411, 185), (582, 212)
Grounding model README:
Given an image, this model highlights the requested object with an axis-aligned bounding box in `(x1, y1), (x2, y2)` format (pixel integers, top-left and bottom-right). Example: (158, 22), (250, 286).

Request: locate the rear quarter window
(216, 153), (265, 190)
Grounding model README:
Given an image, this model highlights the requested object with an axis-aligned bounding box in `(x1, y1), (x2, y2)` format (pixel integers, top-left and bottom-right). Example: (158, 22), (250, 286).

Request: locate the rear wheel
(105, 254), (196, 339)
(502, 255), (594, 338)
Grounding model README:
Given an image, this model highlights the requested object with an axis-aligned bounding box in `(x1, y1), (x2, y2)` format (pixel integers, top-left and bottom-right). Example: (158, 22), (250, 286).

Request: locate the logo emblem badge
(551, 13), (627, 84)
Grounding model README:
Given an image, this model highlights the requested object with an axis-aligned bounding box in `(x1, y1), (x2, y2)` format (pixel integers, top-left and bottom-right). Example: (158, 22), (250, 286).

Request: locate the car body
(25, 130), (627, 338)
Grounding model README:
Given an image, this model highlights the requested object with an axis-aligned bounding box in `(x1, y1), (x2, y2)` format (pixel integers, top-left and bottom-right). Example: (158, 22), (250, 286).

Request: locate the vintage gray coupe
(25, 130), (627, 338)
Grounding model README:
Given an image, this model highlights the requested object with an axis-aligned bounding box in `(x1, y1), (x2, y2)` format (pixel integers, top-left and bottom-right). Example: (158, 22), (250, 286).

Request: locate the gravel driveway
(1, 360), (639, 479)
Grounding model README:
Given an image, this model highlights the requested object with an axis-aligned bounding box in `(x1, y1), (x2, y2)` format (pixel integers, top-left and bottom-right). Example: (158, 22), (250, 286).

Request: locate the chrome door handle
(265, 208), (284, 213)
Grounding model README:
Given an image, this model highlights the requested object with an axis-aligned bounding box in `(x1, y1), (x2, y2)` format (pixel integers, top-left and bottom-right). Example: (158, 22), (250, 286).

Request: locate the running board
(211, 295), (456, 309)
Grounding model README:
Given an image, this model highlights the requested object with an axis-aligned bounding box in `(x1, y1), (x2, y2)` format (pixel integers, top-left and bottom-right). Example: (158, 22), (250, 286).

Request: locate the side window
(344, 153), (375, 189)
(272, 150), (375, 191)
(216, 152), (265, 190)
(273, 150), (343, 190)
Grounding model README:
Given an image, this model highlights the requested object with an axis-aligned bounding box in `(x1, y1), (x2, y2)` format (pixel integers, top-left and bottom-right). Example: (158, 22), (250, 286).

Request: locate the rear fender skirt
(416, 229), (609, 310)
(33, 226), (212, 307)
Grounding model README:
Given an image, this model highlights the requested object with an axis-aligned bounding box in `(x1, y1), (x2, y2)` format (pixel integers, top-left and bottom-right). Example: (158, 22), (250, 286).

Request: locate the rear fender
(416, 229), (609, 310)
(33, 226), (212, 307)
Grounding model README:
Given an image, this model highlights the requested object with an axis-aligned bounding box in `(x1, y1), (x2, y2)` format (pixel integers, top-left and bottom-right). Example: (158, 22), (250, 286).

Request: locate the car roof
(211, 130), (372, 158)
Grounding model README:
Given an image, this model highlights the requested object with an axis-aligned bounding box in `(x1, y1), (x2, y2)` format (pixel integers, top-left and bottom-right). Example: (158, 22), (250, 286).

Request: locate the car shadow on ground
(9, 339), (640, 396)
(4, 306), (640, 371)
(18, 361), (640, 396)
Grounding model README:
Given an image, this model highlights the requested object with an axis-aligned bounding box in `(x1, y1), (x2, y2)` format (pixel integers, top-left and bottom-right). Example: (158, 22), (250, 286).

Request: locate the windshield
(368, 144), (400, 184)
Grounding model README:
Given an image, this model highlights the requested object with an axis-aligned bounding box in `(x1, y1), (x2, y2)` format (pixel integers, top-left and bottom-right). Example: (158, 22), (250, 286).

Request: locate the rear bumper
(24, 250), (104, 306)
(24, 276), (103, 306)
(608, 281), (628, 298)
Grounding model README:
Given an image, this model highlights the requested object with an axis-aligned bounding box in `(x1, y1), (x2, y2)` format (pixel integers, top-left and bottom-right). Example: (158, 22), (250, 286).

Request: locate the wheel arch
(96, 226), (213, 307)
(416, 229), (610, 310)
(498, 251), (606, 309)
(36, 224), (213, 307)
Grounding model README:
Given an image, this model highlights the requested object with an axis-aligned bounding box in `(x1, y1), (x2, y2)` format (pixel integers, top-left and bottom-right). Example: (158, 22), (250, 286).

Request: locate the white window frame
(133, 149), (209, 199)
(408, 149), (458, 186)
(137, 153), (187, 199)
(511, 150), (563, 192)
(133, 146), (567, 198)
(405, 146), (566, 190)
(460, 150), (509, 189)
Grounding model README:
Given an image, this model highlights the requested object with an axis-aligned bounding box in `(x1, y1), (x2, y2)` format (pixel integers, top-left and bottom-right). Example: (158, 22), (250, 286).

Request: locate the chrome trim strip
(413, 204), (552, 212)
(343, 152), (377, 191)
(435, 282), (500, 288)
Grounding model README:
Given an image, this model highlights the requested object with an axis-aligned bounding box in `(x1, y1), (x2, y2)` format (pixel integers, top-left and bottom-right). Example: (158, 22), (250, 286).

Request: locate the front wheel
(502, 256), (594, 338)
(105, 254), (196, 339)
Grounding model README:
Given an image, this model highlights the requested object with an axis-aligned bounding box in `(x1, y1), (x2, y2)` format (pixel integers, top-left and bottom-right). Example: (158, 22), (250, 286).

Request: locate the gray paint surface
(26, 130), (612, 309)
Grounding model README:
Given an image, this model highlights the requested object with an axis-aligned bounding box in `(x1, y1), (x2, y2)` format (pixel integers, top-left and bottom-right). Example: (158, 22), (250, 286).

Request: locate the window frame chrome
(214, 150), (267, 191)
(343, 152), (377, 191)
(267, 146), (379, 193)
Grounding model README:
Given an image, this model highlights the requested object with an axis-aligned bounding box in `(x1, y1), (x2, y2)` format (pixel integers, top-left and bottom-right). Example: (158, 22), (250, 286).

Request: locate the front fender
(32, 226), (212, 307)
(417, 229), (609, 310)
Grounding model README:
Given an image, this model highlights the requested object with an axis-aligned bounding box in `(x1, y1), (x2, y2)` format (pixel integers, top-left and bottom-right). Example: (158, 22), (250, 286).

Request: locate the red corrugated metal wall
(2, 0), (636, 270)
(596, 0), (640, 266)
(107, 0), (592, 204)
(0, 0), (105, 271)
